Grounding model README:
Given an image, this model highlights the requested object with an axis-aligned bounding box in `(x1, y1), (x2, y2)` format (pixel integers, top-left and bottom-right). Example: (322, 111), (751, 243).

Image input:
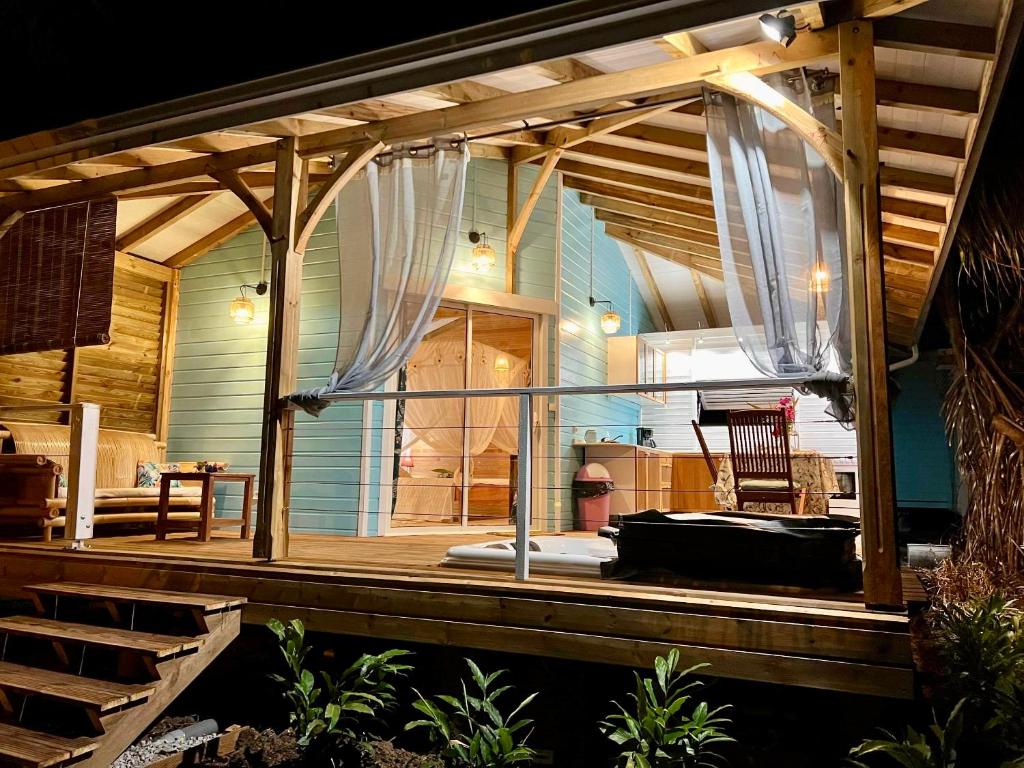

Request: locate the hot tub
(441, 535), (617, 577)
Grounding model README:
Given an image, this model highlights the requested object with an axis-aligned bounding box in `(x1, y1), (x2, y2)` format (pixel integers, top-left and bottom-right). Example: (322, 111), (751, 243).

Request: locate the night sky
(0, 0), (569, 140)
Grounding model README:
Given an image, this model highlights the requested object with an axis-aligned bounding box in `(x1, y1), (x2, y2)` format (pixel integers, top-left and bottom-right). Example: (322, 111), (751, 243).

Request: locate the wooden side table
(156, 472), (254, 542)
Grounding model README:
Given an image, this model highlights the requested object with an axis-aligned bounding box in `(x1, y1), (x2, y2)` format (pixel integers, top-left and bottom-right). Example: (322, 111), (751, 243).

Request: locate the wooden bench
(0, 422), (202, 541)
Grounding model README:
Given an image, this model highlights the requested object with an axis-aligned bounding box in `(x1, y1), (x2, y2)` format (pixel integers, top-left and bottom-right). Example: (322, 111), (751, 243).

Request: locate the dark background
(0, 0), (570, 140)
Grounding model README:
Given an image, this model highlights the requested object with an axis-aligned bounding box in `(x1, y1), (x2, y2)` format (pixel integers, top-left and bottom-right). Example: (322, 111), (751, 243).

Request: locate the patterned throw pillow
(136, 462), (183, 489)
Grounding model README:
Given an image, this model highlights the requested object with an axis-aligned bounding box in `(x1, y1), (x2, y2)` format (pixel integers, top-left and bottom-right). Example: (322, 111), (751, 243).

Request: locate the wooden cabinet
(582, 443), (674, 516)
(607, 336), (667, 404)
(669, 453), (725, 512)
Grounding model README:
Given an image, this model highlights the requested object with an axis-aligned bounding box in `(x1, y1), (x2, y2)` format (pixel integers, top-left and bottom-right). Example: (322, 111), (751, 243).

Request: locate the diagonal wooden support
(704, 71), (845, 180)
(632, 247), (674, 331)
(506, 148), (564, 291)
(294, 140), (383, 253)
(690, 270), (719, 328)
(211, 169), (274, 237)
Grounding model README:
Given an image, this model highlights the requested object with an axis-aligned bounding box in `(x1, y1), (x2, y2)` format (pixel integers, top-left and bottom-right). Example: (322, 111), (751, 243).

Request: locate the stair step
(27, 582), (246, 613)
(0, 616), (203, 659)
(0, 722), (98, 767)
(0, 661), (155, 712)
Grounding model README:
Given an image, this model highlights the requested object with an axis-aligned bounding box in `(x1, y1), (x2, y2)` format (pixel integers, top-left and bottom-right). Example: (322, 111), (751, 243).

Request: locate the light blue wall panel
(556, 188), (655, 529)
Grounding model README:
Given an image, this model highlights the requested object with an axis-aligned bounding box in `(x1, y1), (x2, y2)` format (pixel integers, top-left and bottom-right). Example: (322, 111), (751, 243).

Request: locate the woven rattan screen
(0, 198), (116, 356)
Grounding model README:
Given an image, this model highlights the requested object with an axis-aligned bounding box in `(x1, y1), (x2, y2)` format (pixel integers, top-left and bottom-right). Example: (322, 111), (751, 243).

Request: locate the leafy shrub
(600, 650), (733, 768)
(848, 699), (967, 768)
(267, 618), (413, 749)
(406, 658), (537, 767)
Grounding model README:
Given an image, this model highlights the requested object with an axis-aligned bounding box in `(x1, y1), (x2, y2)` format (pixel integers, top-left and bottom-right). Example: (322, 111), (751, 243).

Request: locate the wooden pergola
(0, 0), (1019, 609)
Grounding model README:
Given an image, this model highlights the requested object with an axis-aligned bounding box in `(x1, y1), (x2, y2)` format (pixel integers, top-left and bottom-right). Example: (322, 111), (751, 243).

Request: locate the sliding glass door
(390, 305), (533, 530)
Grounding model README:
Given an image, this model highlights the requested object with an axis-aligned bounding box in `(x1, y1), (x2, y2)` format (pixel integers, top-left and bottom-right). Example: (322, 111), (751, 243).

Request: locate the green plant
(848, 699), (967, 768)
(600, 650), (733, 768)
(406, 658), (537, 767)
(930, 596), (1024, 754)
(267, 619), (413, 749)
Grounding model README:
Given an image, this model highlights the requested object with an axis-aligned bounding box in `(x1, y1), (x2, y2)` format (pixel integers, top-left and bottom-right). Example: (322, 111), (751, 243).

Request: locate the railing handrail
(289, 375), (841, 404)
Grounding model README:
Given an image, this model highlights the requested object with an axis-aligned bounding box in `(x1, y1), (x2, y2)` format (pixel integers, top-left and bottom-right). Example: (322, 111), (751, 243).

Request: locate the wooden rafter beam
(657, 31), (708, 58)
(211, 170), (274, 237)
(861, 0), (929, 17)
(567, 177), (715, 219)
(605, 226), (725, 282)
(165, 194), (275, 268)
(0, 211), (23, 242)
(705, 71), (845, 180)
(115, 194), (216, 251)
(598, 213), (721, 258)
(691, 270), (719, 328)
(558, 159), (714, 204)
(294, 140), (383, 253)
(632, 247), (674, 331)
(873, 79), (978, 115)
(873, 17), (997, 60)
(579, 193), (717, 236)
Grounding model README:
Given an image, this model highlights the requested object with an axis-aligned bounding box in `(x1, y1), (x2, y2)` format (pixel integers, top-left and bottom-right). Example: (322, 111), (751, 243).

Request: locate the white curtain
(403, 339), (527, 458)
(291, 143), (468, 415)
(704, 72), (852, 421)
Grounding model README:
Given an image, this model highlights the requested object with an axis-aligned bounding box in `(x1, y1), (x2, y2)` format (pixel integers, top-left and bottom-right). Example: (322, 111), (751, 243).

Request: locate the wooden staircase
(0, 582), (245, 767)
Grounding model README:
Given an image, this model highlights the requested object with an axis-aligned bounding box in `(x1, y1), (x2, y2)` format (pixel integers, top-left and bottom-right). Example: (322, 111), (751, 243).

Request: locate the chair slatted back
(691, 420), (718, 484)
(726, 409), (795, 484)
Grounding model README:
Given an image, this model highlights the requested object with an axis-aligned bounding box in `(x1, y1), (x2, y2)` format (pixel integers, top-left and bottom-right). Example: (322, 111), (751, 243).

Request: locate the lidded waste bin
(573, 463), (615, 531)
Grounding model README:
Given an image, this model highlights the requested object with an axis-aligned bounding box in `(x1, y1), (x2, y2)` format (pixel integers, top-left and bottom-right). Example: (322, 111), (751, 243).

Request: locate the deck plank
(27, 582), (245, 612)
(0, 616), (203, 658)
(0, 661), (154, 711)
(0, 723), (97, 768)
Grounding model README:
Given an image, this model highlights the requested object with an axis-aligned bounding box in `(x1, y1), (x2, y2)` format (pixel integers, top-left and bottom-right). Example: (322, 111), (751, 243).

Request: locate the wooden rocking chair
(726, 409), (807, 515)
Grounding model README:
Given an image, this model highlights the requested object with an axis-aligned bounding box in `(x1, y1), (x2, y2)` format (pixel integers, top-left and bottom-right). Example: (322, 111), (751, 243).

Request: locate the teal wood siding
(555, 188), (655, 529)
(891, 354), (956, 510)
(168, 157), (558, 536)
(168, 204), (367, 535)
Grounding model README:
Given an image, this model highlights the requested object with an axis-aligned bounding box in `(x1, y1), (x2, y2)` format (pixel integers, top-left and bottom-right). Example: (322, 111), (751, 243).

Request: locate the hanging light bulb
(229, 292), (256, 325)
(470, 233), (496, 273)
(811, 263), (831, 294)
(600, 310), (622, 335)
(494, 354), (511, 373)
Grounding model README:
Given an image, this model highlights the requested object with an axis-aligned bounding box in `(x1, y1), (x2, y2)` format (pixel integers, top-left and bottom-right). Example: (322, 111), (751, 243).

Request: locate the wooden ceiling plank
(596, 211), (721, 255)
(861, 0), (930, 18)
(115, 195), (216, 252)
(166, 194), (275, 269)
(605, 226), (725, 281)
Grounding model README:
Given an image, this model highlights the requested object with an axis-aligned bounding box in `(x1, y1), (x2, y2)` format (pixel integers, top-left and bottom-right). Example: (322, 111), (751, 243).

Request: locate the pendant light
(811, 262), (831, 294)
(467, 165), (495, 273)
(494, 354), (511, 373)
(229, 236), (269, 325)
(587, 215), (621, 335)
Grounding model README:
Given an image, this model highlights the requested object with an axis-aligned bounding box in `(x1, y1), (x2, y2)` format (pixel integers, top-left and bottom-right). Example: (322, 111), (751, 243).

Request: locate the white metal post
(515, 393), (532, 580)
(65, 402), (100, 548)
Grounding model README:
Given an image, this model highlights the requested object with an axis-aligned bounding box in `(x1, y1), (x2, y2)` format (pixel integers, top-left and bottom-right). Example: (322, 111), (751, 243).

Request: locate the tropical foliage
(600, 650), (733, 768)
(406, 658), (537, 767)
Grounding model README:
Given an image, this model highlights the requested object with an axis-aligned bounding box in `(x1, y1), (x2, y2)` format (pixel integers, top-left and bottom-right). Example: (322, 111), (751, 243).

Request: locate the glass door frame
(376, 300), (546, 536)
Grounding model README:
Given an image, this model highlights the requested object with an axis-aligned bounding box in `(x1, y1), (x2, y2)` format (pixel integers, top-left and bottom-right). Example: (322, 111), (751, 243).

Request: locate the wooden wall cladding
(0, 253), (176, 436)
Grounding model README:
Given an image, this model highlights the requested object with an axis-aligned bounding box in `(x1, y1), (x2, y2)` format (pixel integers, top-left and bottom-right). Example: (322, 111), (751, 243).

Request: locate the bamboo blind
(0, 199), (116, 355)
(0, 253), (171, 433)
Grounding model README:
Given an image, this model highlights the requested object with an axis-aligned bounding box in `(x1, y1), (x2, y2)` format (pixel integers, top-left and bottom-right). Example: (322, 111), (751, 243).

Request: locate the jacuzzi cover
(602, 509), (861, 588)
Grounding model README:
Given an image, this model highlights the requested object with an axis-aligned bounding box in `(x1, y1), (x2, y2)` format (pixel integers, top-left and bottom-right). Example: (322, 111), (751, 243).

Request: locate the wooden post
(839, 20), (902, 608)
(254, 138), (303, 561)
(505, 161), (519, 293)
(64, 403), (100, 547)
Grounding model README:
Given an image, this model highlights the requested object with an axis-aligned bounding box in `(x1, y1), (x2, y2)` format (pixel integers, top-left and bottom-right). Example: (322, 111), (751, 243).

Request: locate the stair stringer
(79, 609), (242, 768)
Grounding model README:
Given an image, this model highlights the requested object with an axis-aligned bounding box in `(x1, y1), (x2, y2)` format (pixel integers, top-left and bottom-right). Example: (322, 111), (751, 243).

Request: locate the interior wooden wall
(0, 252), (177, 438)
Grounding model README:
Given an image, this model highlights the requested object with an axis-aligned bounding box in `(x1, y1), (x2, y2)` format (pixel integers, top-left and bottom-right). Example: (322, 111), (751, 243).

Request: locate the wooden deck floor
(0, 532), (916, 699)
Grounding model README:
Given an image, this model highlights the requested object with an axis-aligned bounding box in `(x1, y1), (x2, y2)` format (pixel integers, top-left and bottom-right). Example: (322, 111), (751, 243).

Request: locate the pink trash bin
(573, 463), (615, 531)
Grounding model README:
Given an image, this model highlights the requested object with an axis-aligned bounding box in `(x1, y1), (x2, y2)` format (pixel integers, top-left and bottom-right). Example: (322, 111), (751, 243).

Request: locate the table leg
(198, 475), (214, 542)
(240, 477), (253, 540)
(156, 478), (170, 541)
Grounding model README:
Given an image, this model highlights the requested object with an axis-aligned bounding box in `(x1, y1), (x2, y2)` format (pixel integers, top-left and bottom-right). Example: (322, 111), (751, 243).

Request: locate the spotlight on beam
(759, 10), (797, 47)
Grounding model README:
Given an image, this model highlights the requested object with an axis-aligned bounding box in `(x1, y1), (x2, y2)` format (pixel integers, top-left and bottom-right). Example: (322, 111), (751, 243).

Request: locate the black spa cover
(602, 509), (861, 589)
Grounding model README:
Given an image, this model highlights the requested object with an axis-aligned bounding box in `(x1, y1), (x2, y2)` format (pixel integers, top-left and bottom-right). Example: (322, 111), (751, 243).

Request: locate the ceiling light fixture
(811, 263), (831, 294)
(469, 231), (496, 273)
(759, 10), (798, 47)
